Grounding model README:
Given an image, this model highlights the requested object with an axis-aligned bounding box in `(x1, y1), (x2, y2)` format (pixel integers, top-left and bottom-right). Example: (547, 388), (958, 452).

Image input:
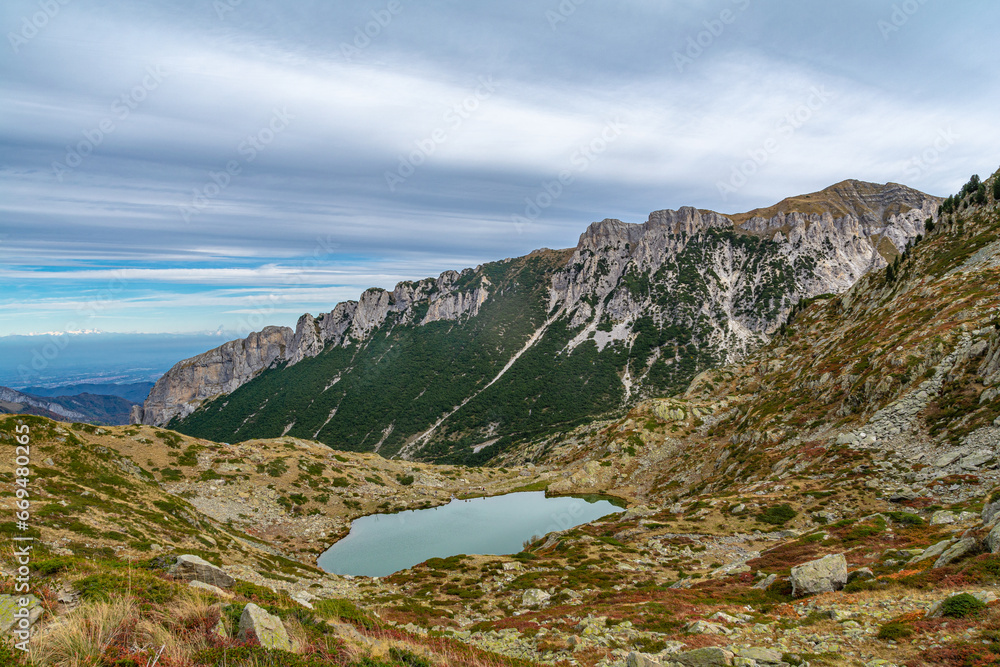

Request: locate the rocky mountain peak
(729, 179), (935, 227)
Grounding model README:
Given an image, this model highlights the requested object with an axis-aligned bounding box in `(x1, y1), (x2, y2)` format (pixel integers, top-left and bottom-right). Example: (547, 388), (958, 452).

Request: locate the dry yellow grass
(30, 598), (139, 667)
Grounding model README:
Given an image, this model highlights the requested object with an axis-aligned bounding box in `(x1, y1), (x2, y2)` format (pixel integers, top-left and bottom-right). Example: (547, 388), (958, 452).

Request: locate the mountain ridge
(134, 180), (939, 463)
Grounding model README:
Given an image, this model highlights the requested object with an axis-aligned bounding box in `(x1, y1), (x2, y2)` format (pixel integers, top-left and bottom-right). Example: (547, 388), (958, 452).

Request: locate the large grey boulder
(168, 555), (235, 588)
(789, 554), (847, 597)
(521, 588), (551, 607)
(188, 580), (234, 599)
(238, 603), (291, 651)
(934, 537), (980, 569)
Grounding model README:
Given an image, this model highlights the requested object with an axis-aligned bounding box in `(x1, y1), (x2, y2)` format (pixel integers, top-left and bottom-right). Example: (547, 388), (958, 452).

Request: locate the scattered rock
(730, 646), (783, 664)
(935, 452), (963, 468)
(672, 646), (734, 666)
(684, 620), (732, 636)
(752, 574), (777, 590)
(934, 537), (980, 569)
(627, 651), (662, 667)
(238, 603), (291, 651)
(621, 505), (655, 521)
(961, 451), (994, 470)
(710, 611), (742, 624)
(909, 538), (955, 564)
(790, 553), (847, 597)
(168, 555), (235, 588)
(521, 589), (551, 607)
(930, 510), (956, 525)
(188, 581), (233, 599)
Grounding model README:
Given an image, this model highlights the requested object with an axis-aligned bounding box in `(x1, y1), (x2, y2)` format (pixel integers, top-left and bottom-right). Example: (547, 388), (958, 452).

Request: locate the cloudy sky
(2, 0), (998, 336)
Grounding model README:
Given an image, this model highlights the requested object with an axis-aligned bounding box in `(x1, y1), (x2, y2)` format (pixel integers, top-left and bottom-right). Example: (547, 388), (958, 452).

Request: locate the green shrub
(877, 621), (913, 640)
(330, 476), (350, 487)
(884, 511), (924, 526)
(0, 641), (22, 665)
(76, 571), (178, 606)
(265, 458), (289, 477)
(231, 581), (293, 606)
(388, 648), (431, 667)
(32, 556), (78, 576)
(313, 598), (376, 629)
(397, 474), (415, 486)
(758, 504), (797, 526)
(192, 645), (327, 667)
(940, 593), (987, 618)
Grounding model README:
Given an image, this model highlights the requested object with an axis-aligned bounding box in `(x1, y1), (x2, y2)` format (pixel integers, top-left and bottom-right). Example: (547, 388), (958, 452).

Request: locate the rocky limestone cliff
(135, 269), (492, 426)
(549, 181), (938, 365)
(137, 180), (939, 429)
(132, 326), (293, 426)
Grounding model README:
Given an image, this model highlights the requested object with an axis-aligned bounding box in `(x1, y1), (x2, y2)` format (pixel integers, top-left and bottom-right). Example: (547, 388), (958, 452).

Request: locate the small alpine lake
(317, 491), (625, 577)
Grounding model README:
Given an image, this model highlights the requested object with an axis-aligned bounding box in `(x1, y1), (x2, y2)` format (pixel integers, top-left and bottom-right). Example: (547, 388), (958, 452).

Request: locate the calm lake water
(317, 491), (624, 577)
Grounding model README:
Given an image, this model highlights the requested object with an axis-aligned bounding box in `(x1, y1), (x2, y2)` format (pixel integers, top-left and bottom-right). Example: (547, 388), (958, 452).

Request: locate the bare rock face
(135, 326), (293, 426)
